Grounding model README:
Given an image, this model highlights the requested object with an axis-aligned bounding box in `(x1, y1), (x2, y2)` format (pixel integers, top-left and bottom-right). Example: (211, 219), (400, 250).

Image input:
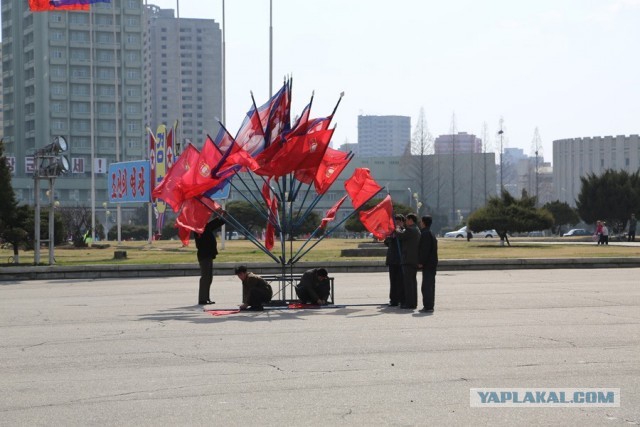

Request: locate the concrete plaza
(1, 269), (638, 426)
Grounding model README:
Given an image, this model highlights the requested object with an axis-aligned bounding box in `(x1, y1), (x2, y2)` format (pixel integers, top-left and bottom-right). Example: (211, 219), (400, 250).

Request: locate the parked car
(444, 226), (498, 238)
(562, 228), (591, 237)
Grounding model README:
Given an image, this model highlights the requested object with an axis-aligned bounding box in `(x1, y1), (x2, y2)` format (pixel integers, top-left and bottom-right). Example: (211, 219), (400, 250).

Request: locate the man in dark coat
(418, 215), (438, 313)
(295, 268), (330, 305)
(384, 214), (405, 306)
(234, 265), (273, 311)
(396, 213), (421, 309)
(195, 216), (225, 305)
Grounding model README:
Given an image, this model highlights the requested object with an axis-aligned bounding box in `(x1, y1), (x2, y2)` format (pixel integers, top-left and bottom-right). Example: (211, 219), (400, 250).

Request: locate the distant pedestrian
(628, 214), (637, 242)
(601, 222), (609, 245)
(195, 216), (225, 305)
(396, 213), (421, 309)
(418, 215), (438, 313)
(595, 220), (603, 245)
(384, 214), (405, 307)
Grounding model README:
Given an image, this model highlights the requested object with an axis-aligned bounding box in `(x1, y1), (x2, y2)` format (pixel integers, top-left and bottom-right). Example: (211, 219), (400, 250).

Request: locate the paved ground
(1, 269), (638, 426)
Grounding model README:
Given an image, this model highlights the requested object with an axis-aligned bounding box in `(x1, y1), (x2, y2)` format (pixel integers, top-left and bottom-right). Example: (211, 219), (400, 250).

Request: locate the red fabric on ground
(288, 303), (321, 309)
(205, 309), (241, 316)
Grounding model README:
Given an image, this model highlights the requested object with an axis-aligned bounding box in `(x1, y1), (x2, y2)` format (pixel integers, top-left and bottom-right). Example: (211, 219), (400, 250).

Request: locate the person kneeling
(295, 268), (330, 305)
(235, 266), (273, 311)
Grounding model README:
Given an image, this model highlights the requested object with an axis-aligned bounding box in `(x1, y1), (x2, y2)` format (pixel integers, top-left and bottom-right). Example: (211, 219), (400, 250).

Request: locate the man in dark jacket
(295, 268), (330, 305)
(418, 215), (438, 313)
(195, 216), (225, 305)
(396, 213), (421, 309)
(234, 265), (273, 311)
(384, 214), (405, 306)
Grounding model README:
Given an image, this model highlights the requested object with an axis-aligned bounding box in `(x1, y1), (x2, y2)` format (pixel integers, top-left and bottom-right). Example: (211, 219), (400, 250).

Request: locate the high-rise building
(143, 5), (221, 149)
(434, 132), (482, 154)
(1, 0), (145, 205)
(357, 115), (410, 158)
(0, 44), (3, 143)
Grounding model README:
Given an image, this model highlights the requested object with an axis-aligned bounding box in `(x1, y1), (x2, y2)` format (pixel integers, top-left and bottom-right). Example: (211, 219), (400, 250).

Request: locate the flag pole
(290, 190), (383, 264)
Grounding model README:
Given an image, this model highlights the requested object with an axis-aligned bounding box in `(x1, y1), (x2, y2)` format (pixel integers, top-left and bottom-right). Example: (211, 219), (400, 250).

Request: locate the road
(1, 269), (638, 426)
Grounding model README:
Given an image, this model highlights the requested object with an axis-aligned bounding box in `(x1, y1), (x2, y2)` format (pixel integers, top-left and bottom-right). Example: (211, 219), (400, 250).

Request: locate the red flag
(216, 141), (259, 178)
(175, 197), (221, 235)
(320, 195), (348, 229)
(261, 178), (272, 204)
(166, 124), (175, 170)
(29, 0), (89, 10)
(178, 225), (191, 246)
(180, 136), (224, 200)
(148, 129), (157, 194)
(344, 168), (383, 209)
(314, 148), (351, 195)
(359, 195), (395, 240)
(265, 197), (278, 251)
(267, 128), (333, 177)
(152, 144), (199, 212)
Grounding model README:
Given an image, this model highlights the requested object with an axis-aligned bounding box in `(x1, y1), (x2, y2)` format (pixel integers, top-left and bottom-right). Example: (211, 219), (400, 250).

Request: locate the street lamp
(34, 136), (69, 265)
(498, 128), (504, 190)
(407, 188), (412, 210)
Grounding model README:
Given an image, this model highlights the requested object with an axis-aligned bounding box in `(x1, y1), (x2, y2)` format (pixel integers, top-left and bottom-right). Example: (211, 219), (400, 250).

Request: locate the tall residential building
(1, 0), (145, 205)
(553, 135), (640, 206)
(143, 5), (221, 149)
(434, 132), (482, 154)
(0, 44), (3, 143)
(357, 115), (410, 158)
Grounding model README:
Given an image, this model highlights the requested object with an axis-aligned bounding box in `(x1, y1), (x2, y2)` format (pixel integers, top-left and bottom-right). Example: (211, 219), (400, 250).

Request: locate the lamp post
(34, 136), (69, 265)
(535, 150), (539, 205)
(498, 128), (504, 191)
(413, 192), (420, 214)
(407, 188), (412, 210)
(102, 202), (110, 241)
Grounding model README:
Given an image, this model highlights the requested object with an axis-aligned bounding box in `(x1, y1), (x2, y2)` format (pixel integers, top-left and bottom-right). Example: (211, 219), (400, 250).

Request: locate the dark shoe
(198, 300), (215, 305)
(388, 302), (399, 307)
(420, 308), (434, 313)
(400, 305), (416, 309)
(248, 305), (264, 311)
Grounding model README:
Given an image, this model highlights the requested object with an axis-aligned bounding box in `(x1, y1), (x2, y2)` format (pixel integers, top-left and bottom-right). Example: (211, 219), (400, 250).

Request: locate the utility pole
(498, 117), (504, 191)
(450, 113), (457, 225)
(481, 121), (489, 204)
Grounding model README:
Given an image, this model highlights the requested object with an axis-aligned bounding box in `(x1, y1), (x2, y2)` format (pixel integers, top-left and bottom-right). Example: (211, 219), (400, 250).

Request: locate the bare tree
(59, 206), (94, 247)
(401, 107), (433, 215)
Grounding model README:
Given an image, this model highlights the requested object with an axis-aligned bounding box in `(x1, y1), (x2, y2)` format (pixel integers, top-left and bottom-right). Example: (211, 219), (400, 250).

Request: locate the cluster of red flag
(151, 80), (399, 249)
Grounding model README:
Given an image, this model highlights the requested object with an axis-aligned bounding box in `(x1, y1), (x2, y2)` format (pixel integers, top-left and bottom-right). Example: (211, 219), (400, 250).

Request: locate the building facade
(553, 134), (640, 206)
(357, 115), (410, 158)
(1, 0), (145, 206)
(434, 132), (482, 154)
(143, 5), (221, 149)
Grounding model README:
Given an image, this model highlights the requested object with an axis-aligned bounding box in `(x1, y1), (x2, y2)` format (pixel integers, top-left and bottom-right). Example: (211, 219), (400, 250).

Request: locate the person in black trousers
(396, 213), (421, 309)
(384, 214), (405, 306)
(195, 216), (225, 305)
(418, 215), (438, 313)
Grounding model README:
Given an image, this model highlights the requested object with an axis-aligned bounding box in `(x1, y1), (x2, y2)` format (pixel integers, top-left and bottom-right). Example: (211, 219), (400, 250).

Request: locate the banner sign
(72, 158), (85, 174)
(25, 156), (35, 174)
(207, 181), (231, 200)
(108, 160), (151, 203)
(154, 124), (167, 214)
(94, 157), (107, 174)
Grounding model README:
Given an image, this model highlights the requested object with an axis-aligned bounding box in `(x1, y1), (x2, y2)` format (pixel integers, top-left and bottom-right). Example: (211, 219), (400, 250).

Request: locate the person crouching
(234, 265), (273, 311)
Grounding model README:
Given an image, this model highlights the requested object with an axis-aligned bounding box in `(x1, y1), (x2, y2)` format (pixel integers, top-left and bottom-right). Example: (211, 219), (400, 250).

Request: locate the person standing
(295, 268), (331, 305)
(602, 222), (609, 245)
(396, 213), (421, 309)
(595, 220), (603, 245)
(195, 216), (225, 305)
(628, 214), (637, 242)
(384, 214), (405, 307)
(234, 265), (273, 311)
(418, 215), (438, 313)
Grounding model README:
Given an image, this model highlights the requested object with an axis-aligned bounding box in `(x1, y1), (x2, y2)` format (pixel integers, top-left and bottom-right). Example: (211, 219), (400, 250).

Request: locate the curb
(2, 258), (640, 281)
